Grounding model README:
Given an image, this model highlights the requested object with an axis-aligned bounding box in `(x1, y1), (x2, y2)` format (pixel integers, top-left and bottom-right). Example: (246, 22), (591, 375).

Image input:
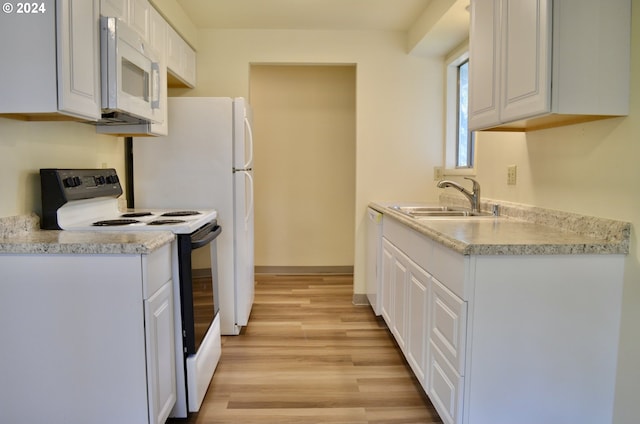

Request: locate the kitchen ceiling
(176, 0), (433, 31)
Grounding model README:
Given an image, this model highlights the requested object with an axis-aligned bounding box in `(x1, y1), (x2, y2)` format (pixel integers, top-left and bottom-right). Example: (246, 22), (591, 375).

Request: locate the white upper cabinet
(469, 0), (631, 132)
(0, 0), (101, 121)
(499, 0), (551, 124)
(129, 0), (150, 40)
(167, 25), (197, 88)
(147, 6), (168, 135)
(101, 0), (128, 21)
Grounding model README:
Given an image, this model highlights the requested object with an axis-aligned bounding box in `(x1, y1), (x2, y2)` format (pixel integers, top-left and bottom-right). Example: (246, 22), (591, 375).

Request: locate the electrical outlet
(433, 166), (444, 181)
(507, 165), (517, 185)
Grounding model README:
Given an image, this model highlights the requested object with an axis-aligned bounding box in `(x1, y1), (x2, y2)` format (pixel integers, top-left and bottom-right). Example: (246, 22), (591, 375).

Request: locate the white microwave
(99, 16), (161, 125)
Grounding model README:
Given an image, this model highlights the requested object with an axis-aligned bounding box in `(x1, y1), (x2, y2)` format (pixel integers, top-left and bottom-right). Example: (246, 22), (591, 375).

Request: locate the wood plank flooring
(169, 274), (443, 424)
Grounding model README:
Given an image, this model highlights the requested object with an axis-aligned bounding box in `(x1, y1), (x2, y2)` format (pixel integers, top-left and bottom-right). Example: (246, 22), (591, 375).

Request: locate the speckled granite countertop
(0, 214), (174, 255)
(370, 196), (630, 256)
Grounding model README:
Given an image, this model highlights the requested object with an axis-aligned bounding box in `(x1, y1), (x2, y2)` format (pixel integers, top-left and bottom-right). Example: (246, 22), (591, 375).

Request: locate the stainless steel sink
(389, 205), (493, 218)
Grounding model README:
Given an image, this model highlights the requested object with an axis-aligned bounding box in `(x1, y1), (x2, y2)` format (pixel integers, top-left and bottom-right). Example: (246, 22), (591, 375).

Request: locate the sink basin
(389, 205), (493, 218)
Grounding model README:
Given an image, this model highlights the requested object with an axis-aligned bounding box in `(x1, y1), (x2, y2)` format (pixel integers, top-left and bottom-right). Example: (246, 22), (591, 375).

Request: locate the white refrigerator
(133, 97), (255, 336)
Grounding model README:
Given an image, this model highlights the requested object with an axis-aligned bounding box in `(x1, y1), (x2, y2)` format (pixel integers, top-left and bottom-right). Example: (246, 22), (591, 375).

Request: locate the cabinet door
(167, 25), (196, 88)
(129, 0), (150, 40)
(145, 281), (177, 424)
(380, 239), (395, 327)
(391, 251), (408, 352)
(406, 263), (430, 387)
(183, 44), (197, 87)
(429, 277), (467, 375)
(427, 340), (464, 424)
(499, 0), (551, 122)
(148, 6), (168, 135)
(56, 0), (101, 120)
(101, 0), (128, 21)
(468, 0), (501, 130)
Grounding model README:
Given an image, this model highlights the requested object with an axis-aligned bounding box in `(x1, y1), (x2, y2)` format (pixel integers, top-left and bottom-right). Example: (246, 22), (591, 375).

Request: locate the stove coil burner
(148, 219), (186, 226)
(161, 211), (201, 217)
(121, 212), (153, 218)
(93, 219), (140, 226)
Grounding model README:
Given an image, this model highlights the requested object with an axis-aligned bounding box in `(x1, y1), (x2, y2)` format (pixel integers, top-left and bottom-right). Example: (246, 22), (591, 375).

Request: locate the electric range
(40, 168), (217, 233)
(39, 168), (222, 418)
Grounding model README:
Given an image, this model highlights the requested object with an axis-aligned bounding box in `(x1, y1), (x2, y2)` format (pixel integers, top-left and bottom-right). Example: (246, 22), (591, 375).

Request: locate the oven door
(176, 221), (223, 413)
(177, 221), (222, 354)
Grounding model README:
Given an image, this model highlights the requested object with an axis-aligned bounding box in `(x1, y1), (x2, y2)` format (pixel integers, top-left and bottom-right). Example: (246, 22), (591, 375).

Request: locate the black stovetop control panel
(40, 168), (123, 229)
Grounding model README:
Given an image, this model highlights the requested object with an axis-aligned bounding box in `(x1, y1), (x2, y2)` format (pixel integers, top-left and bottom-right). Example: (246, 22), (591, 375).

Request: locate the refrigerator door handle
(244, 171), (254, 231)
(243, 116), (254, 169)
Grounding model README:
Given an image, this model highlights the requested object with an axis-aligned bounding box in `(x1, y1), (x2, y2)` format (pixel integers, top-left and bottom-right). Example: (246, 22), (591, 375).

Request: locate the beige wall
(250, 65), (356, 268)
(181, 28), (444, 286)
(0, 118), (124, 217)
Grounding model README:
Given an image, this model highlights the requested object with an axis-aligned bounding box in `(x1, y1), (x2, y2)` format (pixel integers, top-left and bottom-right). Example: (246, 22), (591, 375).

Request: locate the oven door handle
(191, 223), (222, 249)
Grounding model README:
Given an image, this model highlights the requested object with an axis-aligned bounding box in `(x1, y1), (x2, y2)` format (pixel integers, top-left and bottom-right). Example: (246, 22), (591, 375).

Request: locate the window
(456, 60), (474, 168)
(444, 45), (475, 174)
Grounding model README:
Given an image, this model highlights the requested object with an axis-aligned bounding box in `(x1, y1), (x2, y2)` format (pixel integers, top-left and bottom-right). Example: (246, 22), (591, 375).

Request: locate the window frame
(444, 43), (476, 176)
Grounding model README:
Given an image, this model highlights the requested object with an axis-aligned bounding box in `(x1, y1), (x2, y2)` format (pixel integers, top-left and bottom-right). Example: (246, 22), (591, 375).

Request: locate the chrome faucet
(437, 177), (481, 212)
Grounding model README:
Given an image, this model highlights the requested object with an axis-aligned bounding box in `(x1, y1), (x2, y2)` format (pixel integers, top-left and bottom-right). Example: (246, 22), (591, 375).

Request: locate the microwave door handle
(151, 62), (160, 109)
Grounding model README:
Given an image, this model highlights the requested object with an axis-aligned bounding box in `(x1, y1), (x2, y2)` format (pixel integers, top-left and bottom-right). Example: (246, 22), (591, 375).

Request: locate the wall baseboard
(352, 293), (369, 306)
(254, 266), (354, 275)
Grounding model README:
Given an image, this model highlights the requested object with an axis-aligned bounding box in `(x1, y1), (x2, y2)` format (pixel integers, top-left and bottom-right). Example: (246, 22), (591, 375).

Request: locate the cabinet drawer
(383, 217), (434, 262)
(383, 217), (465, 298)
(142, 242), (173, 298)
(427, 340), (464, 424)
(430, 277), (467, 375)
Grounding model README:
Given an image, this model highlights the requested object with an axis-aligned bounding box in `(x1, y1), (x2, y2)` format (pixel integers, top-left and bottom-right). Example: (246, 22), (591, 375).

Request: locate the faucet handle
(464, 177), (480, 190)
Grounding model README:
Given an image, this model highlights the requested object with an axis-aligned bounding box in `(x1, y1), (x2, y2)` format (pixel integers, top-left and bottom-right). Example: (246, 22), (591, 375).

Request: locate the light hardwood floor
(170, 274), (443, 424)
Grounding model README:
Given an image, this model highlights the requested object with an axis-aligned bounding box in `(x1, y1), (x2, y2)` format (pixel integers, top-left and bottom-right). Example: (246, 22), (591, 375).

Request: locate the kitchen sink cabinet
(382, 235), (432, 390)
(379, 215), (624, 424)
(0, 242), (177, 424)
(469, 0), (631, 132)
(390, 241), (408, 352)
(0, 0), (101, 121)
(406, 260), (430, 386)
(380, 240), (394, 326)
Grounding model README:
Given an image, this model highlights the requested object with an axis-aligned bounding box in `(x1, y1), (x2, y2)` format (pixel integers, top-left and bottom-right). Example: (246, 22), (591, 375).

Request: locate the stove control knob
(95, 176), (106, 185)
(63, 176), (81, 188)
(105, 175), (119, 184)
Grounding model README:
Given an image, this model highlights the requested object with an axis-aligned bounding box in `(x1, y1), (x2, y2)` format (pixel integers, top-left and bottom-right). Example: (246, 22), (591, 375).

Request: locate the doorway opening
(249, 64), (356, 274)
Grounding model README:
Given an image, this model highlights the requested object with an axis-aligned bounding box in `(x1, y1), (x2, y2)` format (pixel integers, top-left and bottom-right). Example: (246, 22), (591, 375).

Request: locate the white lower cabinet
(427, 340), (464, 424)
(391, 248), (408, 352)
(406, 262), (430, 386)
(379, 216), (624, 424)
(0, 242), (177, 424)
(427, 278), (467, 424)
(144, 280), (177, 424)
(380, 241), (394, 326)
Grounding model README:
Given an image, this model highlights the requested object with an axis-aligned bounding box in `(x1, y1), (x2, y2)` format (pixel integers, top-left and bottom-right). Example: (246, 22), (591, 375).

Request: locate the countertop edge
(370, 201), (630, 256)
(0, 215), (175, 255)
